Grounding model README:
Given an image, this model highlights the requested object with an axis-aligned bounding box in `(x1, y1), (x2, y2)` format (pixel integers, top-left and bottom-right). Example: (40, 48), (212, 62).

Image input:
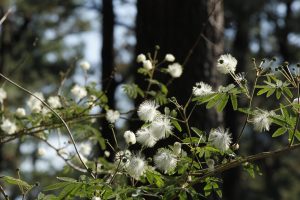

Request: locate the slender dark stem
(110, 125), (119, 150)
(0, 8), (11, 25)
(0, 185), (9, 200)
(236, 75), (259, 143)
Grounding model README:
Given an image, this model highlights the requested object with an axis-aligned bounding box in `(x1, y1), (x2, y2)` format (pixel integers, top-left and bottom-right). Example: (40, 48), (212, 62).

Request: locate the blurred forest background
(1, 0), (300, 199)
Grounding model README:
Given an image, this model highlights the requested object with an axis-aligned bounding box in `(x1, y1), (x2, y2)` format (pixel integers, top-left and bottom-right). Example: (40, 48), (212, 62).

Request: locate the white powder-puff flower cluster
(150, 115), (173, 139)
(1, 119), (17, 134)
(123, 130), (136, 145)
(115, 150), (147, 180)
(106, 109), (120, 123)
(27, 92), (45, 113)
(92, 197), (101, 200)
(136, 128), (158, 147)
(192, 82), (214, 97)
(71, 85), (87, 100)
(167, 63), (183, 78)
(253, 110), (275, 132)
(126, 155), (146, 180)
(0, 88), (7, 103)
(217, 54), (237, 74)
(135, 100), (174, 147)
(154, 148), (177, 174)
(137, 100), (159, 122)
(208, 127), (232, 152)
(47, 96), (62, 109)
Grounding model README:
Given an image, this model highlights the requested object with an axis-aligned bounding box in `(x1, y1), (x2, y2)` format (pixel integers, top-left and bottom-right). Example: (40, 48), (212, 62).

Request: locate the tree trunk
(135, 0), (225, 196)
(135, 0), (224, 129)
(100, 0), (117, 160)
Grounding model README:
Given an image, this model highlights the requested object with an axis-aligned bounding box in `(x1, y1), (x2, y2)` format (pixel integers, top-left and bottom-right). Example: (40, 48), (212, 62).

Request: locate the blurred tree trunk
(275, 0), (293, 62)
(222, 16), (249, 200)
(135, 0), (224, 129)
(135, 0), (224, 196)
(100, 0), (117, 160)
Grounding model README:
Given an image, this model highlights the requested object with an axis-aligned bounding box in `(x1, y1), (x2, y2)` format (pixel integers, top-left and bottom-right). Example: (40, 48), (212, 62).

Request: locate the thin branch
(189, 142), (300, 186)
(0, 73), (94, 178)
(0, 185), (9, 200)
(31, 135), (87, 173)
(0, 9), (11, 26)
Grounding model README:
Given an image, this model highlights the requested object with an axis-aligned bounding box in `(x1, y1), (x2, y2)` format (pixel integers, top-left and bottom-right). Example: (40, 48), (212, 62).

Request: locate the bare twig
(0, 9), (11, 26)
(0, 185), (9, 200)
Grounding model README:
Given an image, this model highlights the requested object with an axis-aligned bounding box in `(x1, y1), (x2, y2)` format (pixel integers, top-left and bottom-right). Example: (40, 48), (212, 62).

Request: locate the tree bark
(135, 0), (224, 130)
(100, 0), (117, 160)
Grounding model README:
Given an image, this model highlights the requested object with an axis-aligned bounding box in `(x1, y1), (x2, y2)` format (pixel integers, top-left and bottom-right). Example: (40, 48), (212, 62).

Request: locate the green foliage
(2, 52), (300, 200)
(0, 176), (33, 192)
(122, 83), (145, 99)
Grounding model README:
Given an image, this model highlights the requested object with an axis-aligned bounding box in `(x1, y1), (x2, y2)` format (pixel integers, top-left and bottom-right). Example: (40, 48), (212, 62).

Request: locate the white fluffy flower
(47, 96), (62, 109)
(165, 54), (175, 62)
(136, 54), (146, 63)
(16, 108), (26, 117)
(1, 119), (17, 134)
(71, 85), (87, 100)
(173, 142), (182, 155)
(137, 100), (159, 122)
(192, 82), (214, 96)
(0, 88), (7, 103)
(253, 110), (275, 132)
(154, 148), (177, 174)
(136, 128), (157, 147)
(208, 127), (232, 152)
(80, 143), (92, 156)
(106, 109), (120, 123)
(123, 130), (136, 145)
(80, 60), (91, 71)
(150, 116), (173, 139)
(167, 63), (183, 78)
(92, 197), (101, 200)
(143, 60), (153, 70)
(27, 92), (44, 113)
(126, 156), (146, 180)
(217, 54), (237, 74)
